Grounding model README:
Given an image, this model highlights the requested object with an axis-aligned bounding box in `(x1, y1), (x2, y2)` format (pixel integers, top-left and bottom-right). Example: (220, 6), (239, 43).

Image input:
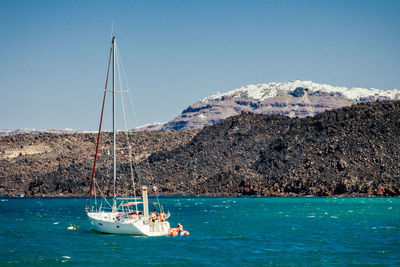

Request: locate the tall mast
(112, 35), (117, 212)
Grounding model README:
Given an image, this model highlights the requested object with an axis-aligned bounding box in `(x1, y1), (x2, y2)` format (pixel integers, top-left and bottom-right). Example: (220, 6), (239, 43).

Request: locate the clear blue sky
(0, 0), (399, 130)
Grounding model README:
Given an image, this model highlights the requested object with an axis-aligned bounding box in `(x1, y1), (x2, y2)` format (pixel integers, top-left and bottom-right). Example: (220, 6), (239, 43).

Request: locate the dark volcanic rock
(182, 105), (213, 114)
(141, 101), (400, 196)
(0, 130), (199, 197)
(1, 101), (400, 197)
(290, 87), (307, 97)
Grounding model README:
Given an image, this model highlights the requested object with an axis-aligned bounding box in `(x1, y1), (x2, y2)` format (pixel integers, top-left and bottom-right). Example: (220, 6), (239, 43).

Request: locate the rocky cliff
(0, 130), (198, 197)
(144, 100), (400, 196)
(159, 80), (400, 131)
(1, 101), (399, 197)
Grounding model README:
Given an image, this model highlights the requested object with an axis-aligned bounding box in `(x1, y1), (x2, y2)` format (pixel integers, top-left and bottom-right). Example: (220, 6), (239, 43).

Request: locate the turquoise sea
(1, 197), (399, 266)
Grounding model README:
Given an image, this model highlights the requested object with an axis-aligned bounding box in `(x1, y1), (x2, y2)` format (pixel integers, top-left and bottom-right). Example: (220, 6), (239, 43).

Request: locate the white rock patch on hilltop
(202, 80), (399, 102)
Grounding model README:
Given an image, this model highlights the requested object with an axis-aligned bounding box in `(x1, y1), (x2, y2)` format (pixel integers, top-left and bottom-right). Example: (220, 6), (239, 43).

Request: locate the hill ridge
(0, 101), (399, 197)
(160, 80), (400, 131)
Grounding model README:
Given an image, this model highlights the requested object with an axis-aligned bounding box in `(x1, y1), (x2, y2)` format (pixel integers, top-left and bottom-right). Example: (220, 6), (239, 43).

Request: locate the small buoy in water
(67, 224), (78, 230)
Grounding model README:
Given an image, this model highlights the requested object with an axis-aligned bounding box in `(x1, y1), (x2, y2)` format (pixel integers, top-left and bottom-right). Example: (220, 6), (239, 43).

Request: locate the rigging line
(115, 45), (146, 189)
(120, 54), (162, 210)
(122, 107), (150, 189)
(122, 88), (153, 192)
(116, 43), (140, 127)
(149, 166), (163, 213)
(116, 42), (163, 214)
(116, 43), (135, 131)
(140, 148), (162, 211)
(118, 47), (143, 214)
(135, 140), (162, 211)
(88, 43), (113, 209)
(95, 179), (113, 209)
(116, 43), (138, 208)
(118, 76), (155, 192)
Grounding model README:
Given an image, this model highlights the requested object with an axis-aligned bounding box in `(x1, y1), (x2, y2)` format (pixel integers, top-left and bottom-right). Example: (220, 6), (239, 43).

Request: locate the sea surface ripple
(0, 197), (399, 266)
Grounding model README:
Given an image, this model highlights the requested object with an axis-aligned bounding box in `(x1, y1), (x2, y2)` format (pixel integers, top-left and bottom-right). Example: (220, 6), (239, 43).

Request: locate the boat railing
(116, 197), (142, 200)
(92, 206), (143, 214)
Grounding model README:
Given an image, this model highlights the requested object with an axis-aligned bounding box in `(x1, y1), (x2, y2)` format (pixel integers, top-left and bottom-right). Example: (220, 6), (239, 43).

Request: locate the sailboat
(86, 35), (170, 236)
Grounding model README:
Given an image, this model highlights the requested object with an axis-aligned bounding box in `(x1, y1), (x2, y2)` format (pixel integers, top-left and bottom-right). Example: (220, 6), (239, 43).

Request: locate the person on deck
(177, 222), (183, 235)
(159, 211), (167, 231)
(151, 210), (157, 232)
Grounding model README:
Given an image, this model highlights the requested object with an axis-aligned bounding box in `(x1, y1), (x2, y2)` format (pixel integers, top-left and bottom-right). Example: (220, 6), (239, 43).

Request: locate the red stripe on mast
(88, 45), (113, 209)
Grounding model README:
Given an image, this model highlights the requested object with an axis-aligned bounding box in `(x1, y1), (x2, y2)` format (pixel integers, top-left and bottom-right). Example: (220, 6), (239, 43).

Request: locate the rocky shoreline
(1, 101), (399, 197)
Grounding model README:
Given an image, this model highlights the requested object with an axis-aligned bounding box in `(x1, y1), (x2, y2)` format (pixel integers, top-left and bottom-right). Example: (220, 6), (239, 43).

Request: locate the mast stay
(87, 40), (113, 209)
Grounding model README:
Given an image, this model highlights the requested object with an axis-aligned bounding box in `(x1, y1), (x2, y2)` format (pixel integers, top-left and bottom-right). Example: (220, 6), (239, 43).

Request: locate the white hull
(87, 212), (170, 236)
